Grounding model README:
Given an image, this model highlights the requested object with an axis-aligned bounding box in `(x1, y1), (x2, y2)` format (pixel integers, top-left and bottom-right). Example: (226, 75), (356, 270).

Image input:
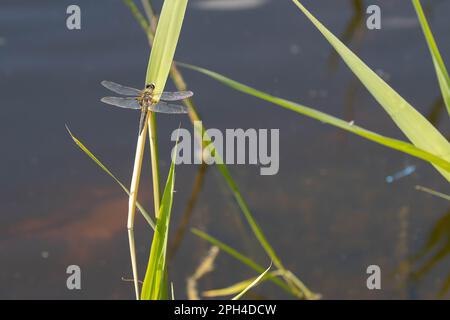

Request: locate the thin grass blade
(415, 185), (450, 201)
(412, 0), (450, 117)
(204, 271), (280, 298)
(66, 126), (155, 229)
(145, 0), (188, 93)
(141, 142), (178, 300)
(179, 63), (450, 176)
(232, 262), (272, 300)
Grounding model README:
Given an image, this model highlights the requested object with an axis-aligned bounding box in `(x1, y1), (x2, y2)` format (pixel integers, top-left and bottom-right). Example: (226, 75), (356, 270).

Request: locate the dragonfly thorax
(138, 83), (158, 108)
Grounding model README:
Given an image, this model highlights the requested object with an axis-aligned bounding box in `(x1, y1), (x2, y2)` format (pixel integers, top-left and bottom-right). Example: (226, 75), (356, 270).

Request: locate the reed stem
(127, 111), (151, 300)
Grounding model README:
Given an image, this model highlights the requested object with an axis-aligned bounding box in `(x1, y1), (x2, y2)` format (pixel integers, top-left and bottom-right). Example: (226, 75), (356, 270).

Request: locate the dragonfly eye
(146, 83), (155, 90)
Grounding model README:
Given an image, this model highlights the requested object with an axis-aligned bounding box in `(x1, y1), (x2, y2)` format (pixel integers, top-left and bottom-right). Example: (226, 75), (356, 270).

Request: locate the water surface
(1, 0), (449, 299)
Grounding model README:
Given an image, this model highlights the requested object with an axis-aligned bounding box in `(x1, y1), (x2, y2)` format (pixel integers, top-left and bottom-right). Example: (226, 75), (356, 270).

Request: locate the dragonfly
(100, 80), (193, 134)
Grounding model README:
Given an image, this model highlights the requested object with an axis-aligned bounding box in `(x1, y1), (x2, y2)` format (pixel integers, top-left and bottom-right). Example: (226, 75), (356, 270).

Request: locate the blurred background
(0, 0), (449, 299)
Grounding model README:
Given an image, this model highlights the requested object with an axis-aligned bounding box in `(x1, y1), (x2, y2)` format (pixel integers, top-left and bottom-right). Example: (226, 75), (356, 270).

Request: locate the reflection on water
(3, 187), (126, 263)
(168, 163), (208, 264)
(410, 207), (450, 298)
(382, 17), (418, 30)
(193, 0), (270, 11)
(327, 0), (365, 71)
(426, 96), (446, 129)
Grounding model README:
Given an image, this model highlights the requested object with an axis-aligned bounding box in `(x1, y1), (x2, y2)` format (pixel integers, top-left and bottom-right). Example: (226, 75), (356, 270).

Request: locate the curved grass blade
(291, 0), (450, 182)
(412, 0), (450, 117)
(179, 63), (450, 176)
(203, 277), (258, 298)
(192, 228), (305, 298)
(232, 262), (272, 300)
(66, 125), (155, 229)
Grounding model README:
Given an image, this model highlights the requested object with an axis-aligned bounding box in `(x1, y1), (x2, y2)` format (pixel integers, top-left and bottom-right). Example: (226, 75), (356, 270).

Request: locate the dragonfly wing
(159, 91), (193, 101)
(149, 101), (188, 114)
(101, 80), (141, 96)
(101, 97), (141, 110)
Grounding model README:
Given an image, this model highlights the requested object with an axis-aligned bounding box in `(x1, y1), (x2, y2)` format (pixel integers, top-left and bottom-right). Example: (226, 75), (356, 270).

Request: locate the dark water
(1, 0), (449, 299)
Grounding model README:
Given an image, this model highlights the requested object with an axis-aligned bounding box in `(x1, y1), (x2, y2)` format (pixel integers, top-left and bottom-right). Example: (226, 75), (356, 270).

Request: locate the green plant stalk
(127, 0), (316, 299)
(124, 0), (154, 44)
(145, 0), (188, 93)
(412, 0), (450, 117)
(179, 63), (450, 174)
(141, 140), (178, 299)
(141, 0), (157, 30)
(127, 111), (151, 300)
(148, 115), (161, 218)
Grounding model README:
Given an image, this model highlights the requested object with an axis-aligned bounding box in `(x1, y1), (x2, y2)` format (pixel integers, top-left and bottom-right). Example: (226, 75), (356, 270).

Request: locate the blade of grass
(203, 277), (258, 298)
(292, 0), (450, 182)
(141, 142), (178, 300)
(232, 262), (272, 300)
(415, 185), (450, 201)
(412, 0), (450, 117)
(179, 63), (450, 176)
(192, 228), (303, 298)
(66, 126), (155, 230)
(144, 0), (188, 220)
(145, 0), (188, 95)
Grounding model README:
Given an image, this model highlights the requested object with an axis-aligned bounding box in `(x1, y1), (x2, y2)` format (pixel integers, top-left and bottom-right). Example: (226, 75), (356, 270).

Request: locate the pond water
(1, 0), (449, 299)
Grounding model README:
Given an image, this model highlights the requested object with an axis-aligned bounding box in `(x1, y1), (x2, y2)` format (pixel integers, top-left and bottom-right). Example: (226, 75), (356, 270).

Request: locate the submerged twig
(187, 246), (220, 300)
(415, 185), (450, 201)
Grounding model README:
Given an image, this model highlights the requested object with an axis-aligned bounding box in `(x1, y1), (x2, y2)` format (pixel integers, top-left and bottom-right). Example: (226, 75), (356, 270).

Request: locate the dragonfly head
(145, 83), (155, 90)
